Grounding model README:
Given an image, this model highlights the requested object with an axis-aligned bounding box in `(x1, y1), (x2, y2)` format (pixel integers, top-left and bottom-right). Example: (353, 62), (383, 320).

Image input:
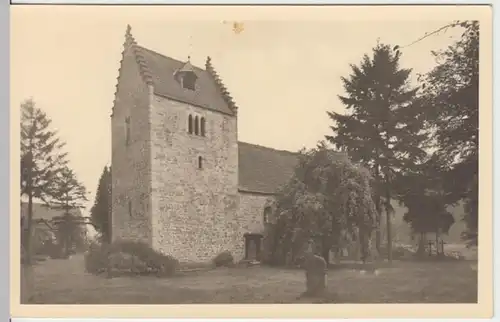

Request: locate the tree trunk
(359, 227), (369, 263)
(374, 166), (382, 256)
(24, 150), (34, 266)
(374, 196), (382, 257)
(435, 229), (440, 256)
(321, 247), (330, 266)
(417, 232), (426, 257)
(107, 180), (113, 243)
(321, 237), (330, 266)
(25, 193), (34, 266)
(385, 184), (393, 263)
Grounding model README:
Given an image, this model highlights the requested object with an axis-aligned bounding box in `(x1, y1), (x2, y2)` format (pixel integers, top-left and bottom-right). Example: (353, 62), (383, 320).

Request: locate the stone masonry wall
(235, 192), (274, 261)
(150, 96), (239, 263)
(111, 45), (152, 245)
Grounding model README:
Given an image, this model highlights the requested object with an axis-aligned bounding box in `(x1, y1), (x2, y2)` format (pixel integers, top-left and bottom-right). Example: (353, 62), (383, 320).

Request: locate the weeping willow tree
(269, 143), (377, 265)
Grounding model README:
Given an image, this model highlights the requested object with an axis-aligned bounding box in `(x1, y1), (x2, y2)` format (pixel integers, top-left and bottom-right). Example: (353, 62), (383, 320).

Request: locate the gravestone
(302, 241), (327, 297)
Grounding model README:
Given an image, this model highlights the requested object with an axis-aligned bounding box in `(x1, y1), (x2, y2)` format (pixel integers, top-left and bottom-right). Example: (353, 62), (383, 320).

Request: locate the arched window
(198, 156), (203, 169)
(200, 117), (206, 136)
(194, 116), (199, 135)
(188, 114), (193, 134)
(263, 206), (272, 224)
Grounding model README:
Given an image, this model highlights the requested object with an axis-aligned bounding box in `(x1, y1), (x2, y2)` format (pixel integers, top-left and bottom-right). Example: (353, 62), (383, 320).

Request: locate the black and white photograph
(12, 4), (492, 317)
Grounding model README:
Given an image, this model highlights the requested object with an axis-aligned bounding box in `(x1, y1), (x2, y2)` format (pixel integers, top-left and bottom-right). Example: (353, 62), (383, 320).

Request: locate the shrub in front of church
(84, 240), (179, 277)
(109, 240), (179, 276)
(84, 241), (109, 274)
(213, 250), (234, 267)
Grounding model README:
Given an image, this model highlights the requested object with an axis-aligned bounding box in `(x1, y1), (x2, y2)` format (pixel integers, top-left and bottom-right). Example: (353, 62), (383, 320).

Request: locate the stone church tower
(111, 25), (241, 262)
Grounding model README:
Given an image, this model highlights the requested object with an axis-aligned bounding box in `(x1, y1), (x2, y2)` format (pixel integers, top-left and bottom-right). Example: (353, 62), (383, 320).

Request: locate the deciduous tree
(418, 21), (479, 245)
(395, 155), (454, 255)
(271, 144), (377, 265)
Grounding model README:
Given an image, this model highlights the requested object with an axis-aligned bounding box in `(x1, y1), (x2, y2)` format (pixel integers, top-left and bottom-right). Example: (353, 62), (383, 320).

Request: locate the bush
(213, 250), (234, 267)
(84, 242), (109, 274)
(379, 244), (411, 260)
(84, 240), (179, 277)
(109, 240), (179, 276)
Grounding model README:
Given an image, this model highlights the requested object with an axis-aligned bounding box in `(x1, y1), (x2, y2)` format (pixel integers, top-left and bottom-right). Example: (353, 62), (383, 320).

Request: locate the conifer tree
(20, 98), (68, 264)
(90, 166), (112, 243)
(326, 43), (428, 262)
(50, 166), (89, 256)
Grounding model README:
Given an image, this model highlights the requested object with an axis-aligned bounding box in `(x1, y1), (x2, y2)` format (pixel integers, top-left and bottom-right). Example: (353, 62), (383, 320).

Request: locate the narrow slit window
(188, 114), (193, 134)
(194, 116), (199, 135)
(200, 117), (206, 136)
(198, 156), (203, 169)
(128, 200), (132, 217)
(125, 116), (131, 146)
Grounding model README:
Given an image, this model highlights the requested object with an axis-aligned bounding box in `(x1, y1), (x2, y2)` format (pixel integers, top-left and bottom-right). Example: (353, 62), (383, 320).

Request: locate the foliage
(49, 166), (89, 256)
(395, 155), (455, 238)
(212, 251), (234, 267)
(417, 21), (479, 245)
(50, 166), (88, 212)
(20, 99), (69, 201)
(271, 144), (377, 265)
(325, 43), (428, 260)
(90, 166), (112, 243)
(378, 244), (408, 260)
(462, 173), (478, 245)
(84, 241), (109, 274)
(84, 240), (179, 277)
(20, 98), (69, 264)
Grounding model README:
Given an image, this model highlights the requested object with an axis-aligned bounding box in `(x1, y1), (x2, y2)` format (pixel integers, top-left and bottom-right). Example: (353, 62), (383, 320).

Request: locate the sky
(11, 6), (466, 214)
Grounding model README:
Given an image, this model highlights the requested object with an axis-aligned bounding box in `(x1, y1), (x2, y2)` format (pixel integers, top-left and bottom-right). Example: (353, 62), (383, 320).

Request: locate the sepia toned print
(11, 4), (492, 319)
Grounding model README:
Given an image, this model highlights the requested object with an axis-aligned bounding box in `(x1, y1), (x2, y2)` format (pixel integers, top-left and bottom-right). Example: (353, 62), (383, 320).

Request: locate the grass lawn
(22, 255), (477, 304)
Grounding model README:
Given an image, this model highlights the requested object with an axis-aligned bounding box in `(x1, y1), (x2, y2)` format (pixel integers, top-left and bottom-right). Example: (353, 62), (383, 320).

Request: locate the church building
(111, 25), (300, 263)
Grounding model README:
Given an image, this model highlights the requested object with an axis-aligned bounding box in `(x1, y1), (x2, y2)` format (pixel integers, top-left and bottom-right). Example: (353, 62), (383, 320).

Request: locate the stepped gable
(127, 26), (238, 116)
(114, 25), (236, 116)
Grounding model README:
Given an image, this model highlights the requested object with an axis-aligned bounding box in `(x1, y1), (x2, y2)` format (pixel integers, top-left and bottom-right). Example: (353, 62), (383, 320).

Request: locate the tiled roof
(20, 202), (83, 222)
(121, 25), (237, 116)
(238, 142), (299, 194)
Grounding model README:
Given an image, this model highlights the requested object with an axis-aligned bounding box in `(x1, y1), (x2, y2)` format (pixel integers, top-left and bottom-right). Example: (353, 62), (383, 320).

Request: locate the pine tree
(50, 166), (89, 256)
(90, 166), (112, 243)
(20, 98), (68, 264)
(326, 43), (428, 262)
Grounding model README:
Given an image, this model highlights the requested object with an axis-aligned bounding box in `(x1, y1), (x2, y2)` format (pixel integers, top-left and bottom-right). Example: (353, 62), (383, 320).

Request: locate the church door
(244, 233), (262, 261)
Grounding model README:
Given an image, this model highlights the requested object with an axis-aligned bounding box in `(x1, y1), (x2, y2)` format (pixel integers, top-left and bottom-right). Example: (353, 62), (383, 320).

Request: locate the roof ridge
(138, 45), (207, 73)
(238, 141), (300, 156)
(205, 56), (238, 115)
